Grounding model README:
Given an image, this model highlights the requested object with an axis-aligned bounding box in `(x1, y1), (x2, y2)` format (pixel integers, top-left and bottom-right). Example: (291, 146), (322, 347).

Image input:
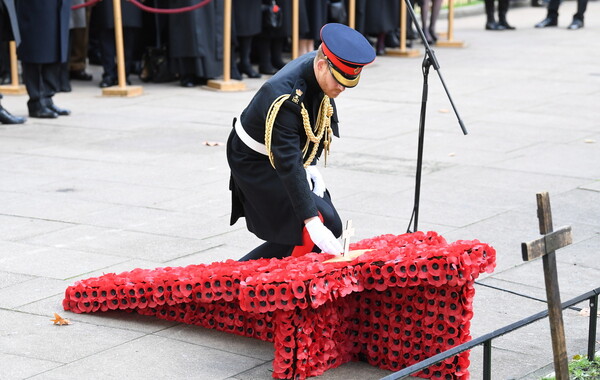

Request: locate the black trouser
(547, 0), (588, 20)
(21, 61), (61, 112)
(238, 192), (343, 261)
(485, 0), (509, 23)
(99, 27), (138, 79)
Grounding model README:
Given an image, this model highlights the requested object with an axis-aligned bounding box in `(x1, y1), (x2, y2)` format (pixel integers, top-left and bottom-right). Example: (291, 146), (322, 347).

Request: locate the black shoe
(180, 76), (196, 87)
(567, 18), (583, 30)
(486, 21), (507, 30)
(238, 63), (261, 79)
(29, 107), (58, 119)
(428, 27), (438, 42)
(535, 17), (558, 28)
(69, 70), (93, 81)
(0, 106), (26, 124)
(48, 104), (71, 116)
(498, 20), (516, 30)
(271, 59), (286, 70)
(99, 76), (117, 88)
(259, 64), (277, 75)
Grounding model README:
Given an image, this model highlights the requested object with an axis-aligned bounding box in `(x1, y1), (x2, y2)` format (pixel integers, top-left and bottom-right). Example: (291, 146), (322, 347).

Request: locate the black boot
(256, 36), (277, 75)
(498, 0), (515, 29)
(237, 36), (261, 79)
(271, 37), (286, 70)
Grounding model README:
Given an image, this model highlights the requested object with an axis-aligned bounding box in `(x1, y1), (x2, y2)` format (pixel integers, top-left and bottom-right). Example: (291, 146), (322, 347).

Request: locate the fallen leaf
(438, 109), (450, 113)
(584, 139), (596, 144)
(203, 141), (224, 147)
(448, 152), (456, 157)
(51, 313), (71, 326)
(578, 307), (600, 317)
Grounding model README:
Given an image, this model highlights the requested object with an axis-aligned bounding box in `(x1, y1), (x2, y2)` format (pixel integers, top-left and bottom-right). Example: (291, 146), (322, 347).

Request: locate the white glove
(305, 218), (343, 255)
(305, 165), (326, 198)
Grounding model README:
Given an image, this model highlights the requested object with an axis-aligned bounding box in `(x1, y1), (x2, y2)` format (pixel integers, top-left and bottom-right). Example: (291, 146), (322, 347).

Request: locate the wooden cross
(521, 192), (572, 380)
(341, 219), (355, 256)
(323, 219), (370, 263)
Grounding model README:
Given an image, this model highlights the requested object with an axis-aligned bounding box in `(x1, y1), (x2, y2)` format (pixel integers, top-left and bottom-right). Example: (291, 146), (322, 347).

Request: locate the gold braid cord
(265, 95), (333, 169)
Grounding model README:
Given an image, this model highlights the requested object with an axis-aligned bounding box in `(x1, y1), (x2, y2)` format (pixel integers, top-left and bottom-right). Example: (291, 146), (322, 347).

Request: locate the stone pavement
(1, 2), (599, 379)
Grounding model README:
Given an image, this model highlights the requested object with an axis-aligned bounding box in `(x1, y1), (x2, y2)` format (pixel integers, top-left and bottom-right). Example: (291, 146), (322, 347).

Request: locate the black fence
(380, 287), (600, 380)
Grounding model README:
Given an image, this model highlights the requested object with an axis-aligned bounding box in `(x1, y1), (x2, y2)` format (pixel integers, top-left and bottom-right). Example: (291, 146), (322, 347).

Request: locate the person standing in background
(164, 0), (226, 86)
(0, 0), (25, 124)
(534, 0), (588, 29)
(233, 0), (262, 78)
(91, 0), (142, 88)
(15, 0), (71, 119)
(484, 0), (515, 30)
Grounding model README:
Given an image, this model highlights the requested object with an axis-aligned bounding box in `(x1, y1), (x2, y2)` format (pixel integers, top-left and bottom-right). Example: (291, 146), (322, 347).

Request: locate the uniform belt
(234, 117), (267, 156)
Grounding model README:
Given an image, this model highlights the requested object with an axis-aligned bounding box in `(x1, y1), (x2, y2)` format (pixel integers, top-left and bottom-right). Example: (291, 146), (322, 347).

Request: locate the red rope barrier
(127, 0), (213, 14)
(71, 0), (102, 10)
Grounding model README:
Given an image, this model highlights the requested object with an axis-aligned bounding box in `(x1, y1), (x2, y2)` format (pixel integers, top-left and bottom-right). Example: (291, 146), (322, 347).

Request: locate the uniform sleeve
(270, 100), (319, 223)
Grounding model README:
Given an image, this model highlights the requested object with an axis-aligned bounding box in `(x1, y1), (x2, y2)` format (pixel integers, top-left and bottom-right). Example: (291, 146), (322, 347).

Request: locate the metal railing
(380, 287), (600, 380)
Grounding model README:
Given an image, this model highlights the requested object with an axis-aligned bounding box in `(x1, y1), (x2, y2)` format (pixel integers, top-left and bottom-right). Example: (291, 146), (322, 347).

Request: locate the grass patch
(542, 355), (600, 380)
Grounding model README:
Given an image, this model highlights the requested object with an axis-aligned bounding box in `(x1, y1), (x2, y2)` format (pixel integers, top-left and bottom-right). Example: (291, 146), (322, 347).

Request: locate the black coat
(92, 0), (143, 29)
(355, 0), (399, 35)
(299, 0), (328, 40)
(164, 0), (223, 78)
(15, 0), (71, 64)
(233, 0), (261, 37)
(227, 52), (340, 245)
(0, 0), (20, 44)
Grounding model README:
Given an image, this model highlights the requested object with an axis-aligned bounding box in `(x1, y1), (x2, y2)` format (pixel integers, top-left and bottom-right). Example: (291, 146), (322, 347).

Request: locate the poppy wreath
(63, 231), (495, 380)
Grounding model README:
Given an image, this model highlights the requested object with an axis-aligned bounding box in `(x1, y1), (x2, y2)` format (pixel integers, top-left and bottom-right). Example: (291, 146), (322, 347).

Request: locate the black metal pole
(588, 293), (598, 361)
(407, 56), (431, 233)
(483, 340), (492, 380)
(402, 0), (468, 233)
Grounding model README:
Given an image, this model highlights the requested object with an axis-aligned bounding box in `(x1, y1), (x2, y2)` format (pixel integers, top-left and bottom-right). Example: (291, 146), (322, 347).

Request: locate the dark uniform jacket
(227, 52), (339, 246)
(15, 0), (71, 64)
(0, 0), (20, 44)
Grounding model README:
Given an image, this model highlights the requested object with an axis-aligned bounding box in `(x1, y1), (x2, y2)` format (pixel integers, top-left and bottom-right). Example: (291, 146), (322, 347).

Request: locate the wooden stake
(521, 192), (570, 380)
(292, 0), (299, 60)
(102, 0), (142, 96)
(435, 0), (466, 48)
(348, 0), (356, 29)
(385, 0), (420, 57)
(207, 0), (246, 91)
(0, 41), (26, 95)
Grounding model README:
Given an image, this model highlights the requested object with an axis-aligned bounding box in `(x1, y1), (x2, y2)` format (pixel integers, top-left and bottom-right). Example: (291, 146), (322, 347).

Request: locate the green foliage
(541, 356), (600, 380)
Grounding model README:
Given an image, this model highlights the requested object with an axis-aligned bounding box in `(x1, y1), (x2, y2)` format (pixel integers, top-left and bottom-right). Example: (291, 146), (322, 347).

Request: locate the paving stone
(26, 334), (265, 380)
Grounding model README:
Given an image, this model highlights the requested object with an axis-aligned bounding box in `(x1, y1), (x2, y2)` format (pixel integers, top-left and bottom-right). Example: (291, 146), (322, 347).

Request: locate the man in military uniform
(227, 23), (376, 261)
(0, 0), (25, 124)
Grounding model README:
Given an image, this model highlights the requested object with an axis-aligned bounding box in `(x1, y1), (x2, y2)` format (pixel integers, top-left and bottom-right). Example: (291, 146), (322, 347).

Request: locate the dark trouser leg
(574, 0), (588, 20)
(22, 62), (46, 111)
(498, 0), (509, 23)
(546, 0), (560, 19)
(313, 192), (343, 239)
(239, 192), (342, 262)
(271, 37), (285, 69)
(237, 36), (260, 78)
(255, 36), (275, 74)
(484, 0), (496, 23)
(238, 242), (294, 261)
(99, 28), (117, 80)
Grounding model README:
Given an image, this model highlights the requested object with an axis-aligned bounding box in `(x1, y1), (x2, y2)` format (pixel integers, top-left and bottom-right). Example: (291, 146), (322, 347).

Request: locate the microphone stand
(404, 0), (468, 234)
